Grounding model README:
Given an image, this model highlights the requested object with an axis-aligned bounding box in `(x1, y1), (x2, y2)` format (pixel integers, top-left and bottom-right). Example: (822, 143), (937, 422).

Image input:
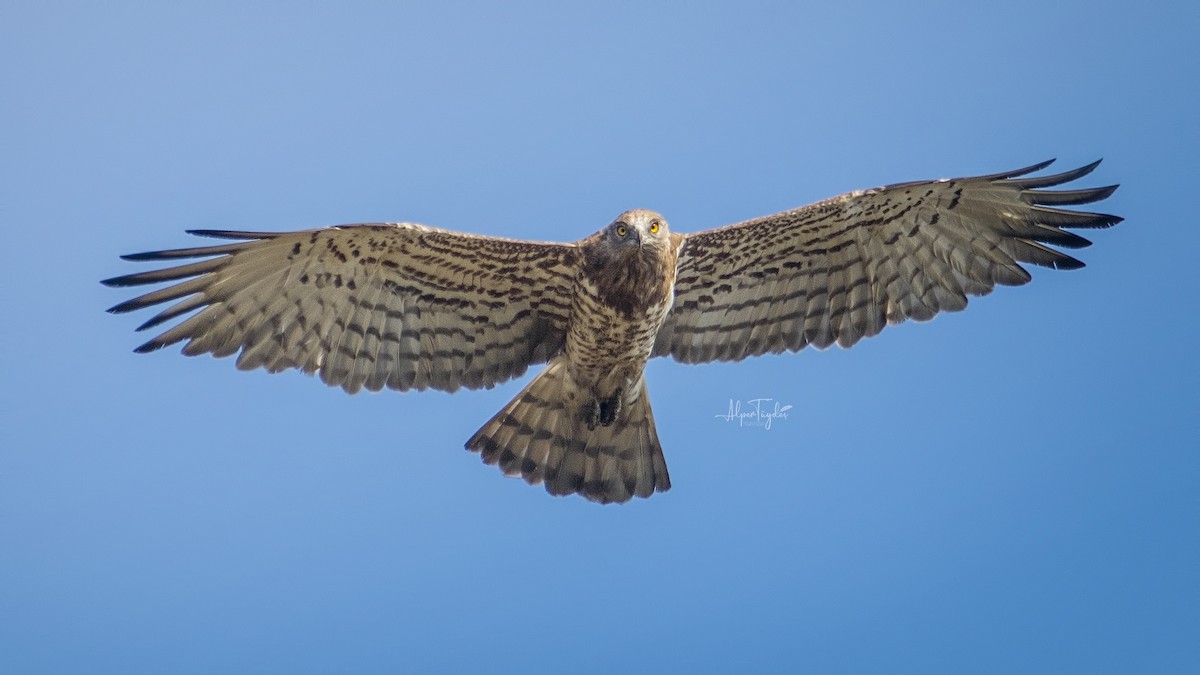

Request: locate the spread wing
(654, 159), (1121, 363)
(104, 223), (578, 393)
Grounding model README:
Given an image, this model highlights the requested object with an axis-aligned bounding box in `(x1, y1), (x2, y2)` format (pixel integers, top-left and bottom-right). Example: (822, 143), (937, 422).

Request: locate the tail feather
(465, 359), (671, 504)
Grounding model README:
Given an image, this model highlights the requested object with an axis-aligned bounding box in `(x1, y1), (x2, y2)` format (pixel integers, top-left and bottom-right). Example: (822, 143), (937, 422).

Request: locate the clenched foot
(598, 389), (622, 426)
(582, 398), (601, 431)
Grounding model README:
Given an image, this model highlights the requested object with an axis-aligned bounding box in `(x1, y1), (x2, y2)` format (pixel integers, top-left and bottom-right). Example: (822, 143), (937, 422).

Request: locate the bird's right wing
(104, 223), (579, 393)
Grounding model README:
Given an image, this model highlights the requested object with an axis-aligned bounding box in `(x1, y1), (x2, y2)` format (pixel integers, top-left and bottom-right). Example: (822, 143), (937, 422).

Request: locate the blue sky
(3, 1), (1197, 672)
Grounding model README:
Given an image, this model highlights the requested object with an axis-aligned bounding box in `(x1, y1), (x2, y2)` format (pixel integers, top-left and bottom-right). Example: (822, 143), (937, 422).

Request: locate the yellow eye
(649, 221), (660, 234)
(616, 224), (628, 237)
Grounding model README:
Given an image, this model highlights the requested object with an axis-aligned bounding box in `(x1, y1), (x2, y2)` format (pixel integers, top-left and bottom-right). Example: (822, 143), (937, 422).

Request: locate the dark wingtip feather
(1024, 184), (1120, 206)
(107, 297), (145, 314)
(1031, 206), (1124, 230)
(1010, 159), (1104, 189)
(1065, 212), (1123, 230)
(99, 258), (224, 288)
(135, 315), (169, 332)
(978, 159), (1055, 181)
(1079, 184), (1120, 204)
(186, 229), (278, 240)
(101, 273), (140, 288)
(132, 337), (174, 353)
(1036, 229), (1094, 250)
(1051, 257), (1086, 271)
(121, 251), (166, 262)
(1002, 158), (1056, 178)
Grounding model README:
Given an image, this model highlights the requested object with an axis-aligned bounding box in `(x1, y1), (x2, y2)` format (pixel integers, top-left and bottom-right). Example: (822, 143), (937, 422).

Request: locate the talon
(598, 389), (622, 426)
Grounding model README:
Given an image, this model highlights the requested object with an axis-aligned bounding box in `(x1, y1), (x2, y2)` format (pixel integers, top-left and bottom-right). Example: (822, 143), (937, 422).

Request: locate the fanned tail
(465, 358), (670, 504)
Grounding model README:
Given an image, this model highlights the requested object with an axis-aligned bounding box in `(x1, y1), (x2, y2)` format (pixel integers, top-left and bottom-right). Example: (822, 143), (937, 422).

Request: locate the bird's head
(607, 209), (670, 251)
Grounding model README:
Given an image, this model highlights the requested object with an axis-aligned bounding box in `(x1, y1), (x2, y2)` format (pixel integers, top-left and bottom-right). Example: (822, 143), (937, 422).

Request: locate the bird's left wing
(105, 223), (578, 393)
(654, 160), (1121, 363)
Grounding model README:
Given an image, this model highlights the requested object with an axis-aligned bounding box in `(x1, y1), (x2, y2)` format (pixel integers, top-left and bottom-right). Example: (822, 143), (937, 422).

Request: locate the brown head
(603, 209), (672, 253)
(581, 209), (681, 317)
(584, 209), (677, 268)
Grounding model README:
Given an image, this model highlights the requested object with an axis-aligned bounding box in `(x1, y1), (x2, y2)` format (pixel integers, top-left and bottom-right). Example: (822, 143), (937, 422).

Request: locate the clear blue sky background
(3, 2), (1197, 672)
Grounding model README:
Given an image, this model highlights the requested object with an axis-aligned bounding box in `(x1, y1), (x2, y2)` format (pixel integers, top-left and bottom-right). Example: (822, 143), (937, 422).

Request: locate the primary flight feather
(104, 159), (1121, 503)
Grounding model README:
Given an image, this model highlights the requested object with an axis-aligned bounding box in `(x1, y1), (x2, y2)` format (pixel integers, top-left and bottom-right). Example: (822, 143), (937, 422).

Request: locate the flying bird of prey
(104, 159), (1121, 504)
